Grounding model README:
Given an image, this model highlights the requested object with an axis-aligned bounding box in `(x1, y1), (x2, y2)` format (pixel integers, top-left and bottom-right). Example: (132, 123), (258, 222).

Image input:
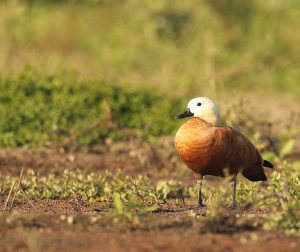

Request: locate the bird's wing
(215, 126), (267, 181)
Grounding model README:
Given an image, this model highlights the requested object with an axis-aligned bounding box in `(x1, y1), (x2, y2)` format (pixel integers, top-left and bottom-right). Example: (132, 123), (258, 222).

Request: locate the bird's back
(175, 118), (267, 181)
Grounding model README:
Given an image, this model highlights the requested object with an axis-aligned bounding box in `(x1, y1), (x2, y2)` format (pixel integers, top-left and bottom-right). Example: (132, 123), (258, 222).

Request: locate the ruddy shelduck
(175, 97), (273, 208)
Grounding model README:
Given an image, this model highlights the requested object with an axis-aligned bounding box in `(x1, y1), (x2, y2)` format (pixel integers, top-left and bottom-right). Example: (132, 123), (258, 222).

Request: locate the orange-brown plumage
(175, 118), (267, 181)
(175, 97), (273, 208)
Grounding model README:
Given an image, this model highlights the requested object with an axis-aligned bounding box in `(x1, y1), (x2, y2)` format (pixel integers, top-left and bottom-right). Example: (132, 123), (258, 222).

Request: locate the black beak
(175, 108), (194, 119)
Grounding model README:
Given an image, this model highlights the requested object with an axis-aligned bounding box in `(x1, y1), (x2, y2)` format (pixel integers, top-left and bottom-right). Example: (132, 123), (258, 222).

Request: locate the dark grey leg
(196, 176), (205, 208)
(230, 177), (237, 209)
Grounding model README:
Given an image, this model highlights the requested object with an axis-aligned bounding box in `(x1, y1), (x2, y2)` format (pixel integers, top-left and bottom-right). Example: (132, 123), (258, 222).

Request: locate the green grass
(0, 0), (300, 95)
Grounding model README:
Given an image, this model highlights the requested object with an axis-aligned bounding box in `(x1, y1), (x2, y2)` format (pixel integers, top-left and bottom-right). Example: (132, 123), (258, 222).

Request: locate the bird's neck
(200, 114), (220, 126)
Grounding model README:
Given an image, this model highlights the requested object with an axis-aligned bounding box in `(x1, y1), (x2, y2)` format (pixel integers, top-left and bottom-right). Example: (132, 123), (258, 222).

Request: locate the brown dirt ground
(0, 147), (299, 252)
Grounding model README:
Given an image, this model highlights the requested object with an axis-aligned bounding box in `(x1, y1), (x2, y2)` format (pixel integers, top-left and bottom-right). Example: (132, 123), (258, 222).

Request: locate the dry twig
(3, 180), (16, 212)
(9, 167), (25, 209)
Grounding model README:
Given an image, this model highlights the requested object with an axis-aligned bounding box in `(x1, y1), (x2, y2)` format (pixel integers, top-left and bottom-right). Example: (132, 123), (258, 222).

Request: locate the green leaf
(148, 192), (158, 202)
(113, 192), (123, 214)
(143, 204), (159, 212)
(129, 196), (143, 208)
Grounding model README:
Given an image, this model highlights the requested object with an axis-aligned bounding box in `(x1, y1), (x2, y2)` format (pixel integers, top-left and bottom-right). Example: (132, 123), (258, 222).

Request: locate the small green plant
(0, 161), (298, 235)
(109, 191), (159, 223)
(0, 169), (188, 205)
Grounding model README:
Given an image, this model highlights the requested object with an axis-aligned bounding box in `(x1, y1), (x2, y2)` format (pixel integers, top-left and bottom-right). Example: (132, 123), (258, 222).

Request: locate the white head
(175, 97), (220, 125)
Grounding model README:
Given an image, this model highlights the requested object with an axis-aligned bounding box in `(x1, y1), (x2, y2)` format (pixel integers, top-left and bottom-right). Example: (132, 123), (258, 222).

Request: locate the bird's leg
(196, 175), (205, 208)
(230, 176), (237, 209)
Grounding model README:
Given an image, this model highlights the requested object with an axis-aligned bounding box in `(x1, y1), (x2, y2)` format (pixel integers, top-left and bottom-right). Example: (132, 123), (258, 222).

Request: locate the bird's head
(175, 97), (220, 126)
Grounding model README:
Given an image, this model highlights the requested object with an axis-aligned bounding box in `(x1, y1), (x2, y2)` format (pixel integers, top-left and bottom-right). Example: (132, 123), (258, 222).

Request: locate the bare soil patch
(0, 209), (299, 252)
(0, 147), (141, 177)
(0, 147), (299, 251)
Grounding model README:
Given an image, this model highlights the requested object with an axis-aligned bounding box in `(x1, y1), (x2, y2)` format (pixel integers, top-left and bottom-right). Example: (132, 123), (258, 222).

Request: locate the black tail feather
(242, 170), (267, 182)
(263, 160), (274, 169)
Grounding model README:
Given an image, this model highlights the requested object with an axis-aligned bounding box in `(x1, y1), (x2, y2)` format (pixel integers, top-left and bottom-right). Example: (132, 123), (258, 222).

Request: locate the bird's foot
(195, 203), (205, 209)
(229, 203), (237, 210)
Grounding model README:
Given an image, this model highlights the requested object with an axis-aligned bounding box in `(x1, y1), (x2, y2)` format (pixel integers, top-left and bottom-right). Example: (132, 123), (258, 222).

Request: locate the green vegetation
(1, 0), (300, 95)
(0, 169), (184, 204)
(0, 164), (299, 234)
(0, 70), (184, 147)
(0, 70), (298, 150)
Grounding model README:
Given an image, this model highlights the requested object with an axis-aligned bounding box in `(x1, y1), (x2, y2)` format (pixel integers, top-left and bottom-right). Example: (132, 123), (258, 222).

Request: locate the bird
(175, 97), (273, 208)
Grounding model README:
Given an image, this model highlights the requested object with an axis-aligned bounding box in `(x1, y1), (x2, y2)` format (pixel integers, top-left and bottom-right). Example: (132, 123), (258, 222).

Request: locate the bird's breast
(175, 118), (215, 171)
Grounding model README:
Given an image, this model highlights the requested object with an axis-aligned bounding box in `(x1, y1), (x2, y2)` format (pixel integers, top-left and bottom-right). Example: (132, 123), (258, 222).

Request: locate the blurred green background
(0, 0), (299, 147)
(1, 0), (300, 95)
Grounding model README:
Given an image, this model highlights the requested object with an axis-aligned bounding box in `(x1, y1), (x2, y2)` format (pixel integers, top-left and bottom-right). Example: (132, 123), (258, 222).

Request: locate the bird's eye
(197, 102), (202, 106)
